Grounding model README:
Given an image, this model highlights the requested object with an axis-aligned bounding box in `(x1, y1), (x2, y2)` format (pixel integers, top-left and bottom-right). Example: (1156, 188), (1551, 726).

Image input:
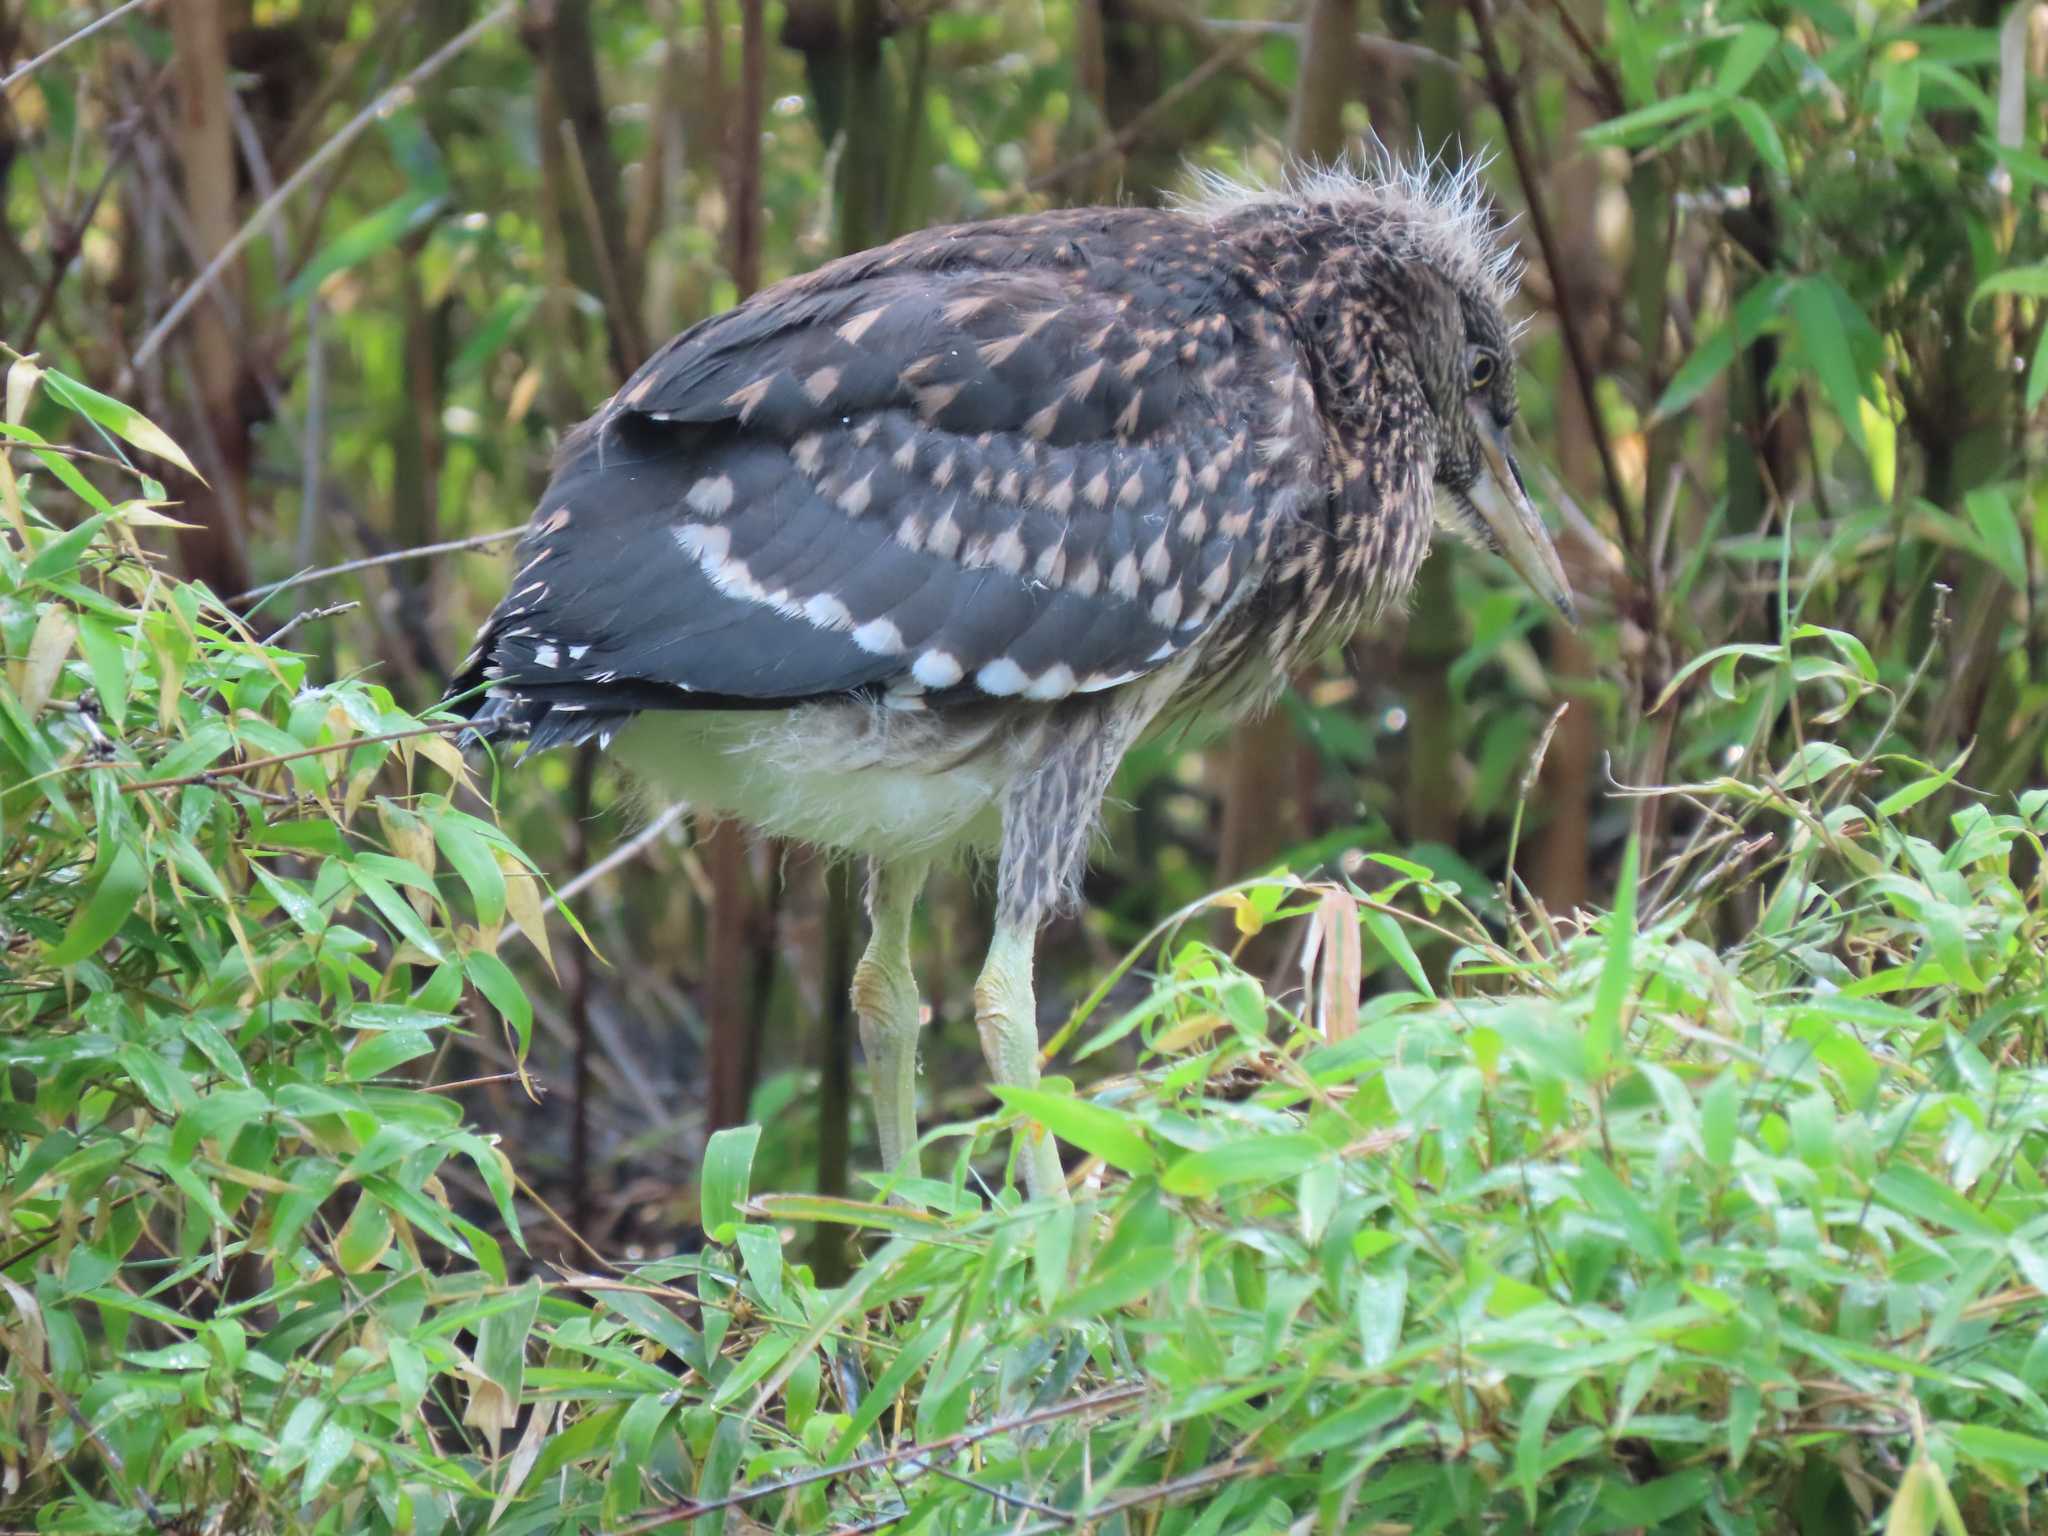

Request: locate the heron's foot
(854, 953), (922, 1187)
(973, 924), (1068, 1202)
(855, 861), (929, 1197)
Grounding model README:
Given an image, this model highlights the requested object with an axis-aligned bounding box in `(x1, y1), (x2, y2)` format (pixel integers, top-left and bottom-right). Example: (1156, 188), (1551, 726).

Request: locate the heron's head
(1417, 268), (1575, 623)
(1190, 150), (1575, 621)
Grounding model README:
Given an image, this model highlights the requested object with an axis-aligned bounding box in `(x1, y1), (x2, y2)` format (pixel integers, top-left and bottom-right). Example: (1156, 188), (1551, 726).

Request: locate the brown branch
(266, 599), (359, 644)
(1288, 0), (1360, 160)
(1013, 1458), (1274, 1535)
(1116, 0), (1289, 109)
(20, 128), (140, 353)
(497, 802), (690, 947)
(730, 0), (766, 295)
(1026, 14), (1283, 194)
(229, 527), (524, 607)
(0, 0), (163, 92)
(557, 117), (648, 372)
(1465, 0), (1639, 566)
(609, 1383), (1150, 1535)
(1536, 0), (1623, 115)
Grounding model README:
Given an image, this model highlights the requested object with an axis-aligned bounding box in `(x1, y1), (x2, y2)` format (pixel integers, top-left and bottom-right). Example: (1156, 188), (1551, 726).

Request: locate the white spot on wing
(687, 476), (735, 516)
(804, 593), (853, 630)
(1023, 663), (1076, 700)
(852, 617), (904, 655)
(912, 650), (964, 689)
(838, 473), (875, 516)
(674, 523), (732, 564)
(975, 657), (1028, 696)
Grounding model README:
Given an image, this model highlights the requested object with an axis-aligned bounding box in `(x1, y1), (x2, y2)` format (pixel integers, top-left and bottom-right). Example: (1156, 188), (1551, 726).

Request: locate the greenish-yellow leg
(854, 860), (928, 1182)
(974, 920), (1066, 1200)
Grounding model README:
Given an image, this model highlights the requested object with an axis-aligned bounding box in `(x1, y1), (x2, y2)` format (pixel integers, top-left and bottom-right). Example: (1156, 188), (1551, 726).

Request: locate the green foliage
(5, 0), (2048, 1528)
(0, 372), (554, 1530)
(7, 377), (2048, 1532)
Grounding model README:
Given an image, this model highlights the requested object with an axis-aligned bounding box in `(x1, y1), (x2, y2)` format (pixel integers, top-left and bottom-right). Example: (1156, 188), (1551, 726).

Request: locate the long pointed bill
(1466, 400), (1576, 623)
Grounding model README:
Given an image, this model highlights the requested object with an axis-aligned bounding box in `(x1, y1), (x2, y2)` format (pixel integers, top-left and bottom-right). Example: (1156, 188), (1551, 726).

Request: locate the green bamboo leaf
(433, 812), (508, 928)
(990, 1085), (1158, 1175)
(46, 841), (145, 965)
(1361, 909), (1433, 999)
(746, 1192), (951, 1236)
(477, 1278), (541, 1410)
(464, 950), (532, 1059)
(74, 613), (128, 732)
(700, 1124), (761, 1241)
(343, 1028), (434, 1081)
(1715, 24), (1778, 97)
(1580, 89), (1720, 148)
(285, 194), (445, 305)
(346, 864), (446, 961)
(1964, 486), (2027, 588)
(1727, 97), (1788, 176)
(1161, 1133), (1326, 1198)
(1585, 835), (1638, 1074)
(23, 511), (109, 585)
(41, 368), (202, 479)
(603, 1394), (675, 1525)
(1951, 1424), (2048, 1474)
(1969, 262), (2048, 313)
(1789, 276), (1871, 456)
(1515, 1375), (1578, 1514)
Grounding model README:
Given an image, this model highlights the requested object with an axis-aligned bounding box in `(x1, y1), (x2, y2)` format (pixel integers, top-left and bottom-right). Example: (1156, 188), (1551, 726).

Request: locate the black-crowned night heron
(453, 157), (1572, 1200)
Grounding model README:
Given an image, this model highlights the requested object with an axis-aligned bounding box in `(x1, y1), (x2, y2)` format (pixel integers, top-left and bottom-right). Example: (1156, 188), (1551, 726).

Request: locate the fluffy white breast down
(613, 702), (1030, 863)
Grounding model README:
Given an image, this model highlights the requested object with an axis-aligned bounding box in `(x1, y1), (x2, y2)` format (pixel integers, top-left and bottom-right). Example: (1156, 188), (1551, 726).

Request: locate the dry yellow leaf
(20, 607), (74, 721)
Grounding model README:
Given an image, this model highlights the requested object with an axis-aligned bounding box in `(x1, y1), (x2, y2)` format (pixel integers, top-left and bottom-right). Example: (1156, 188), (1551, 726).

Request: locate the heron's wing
(455, 213), (1346, 743)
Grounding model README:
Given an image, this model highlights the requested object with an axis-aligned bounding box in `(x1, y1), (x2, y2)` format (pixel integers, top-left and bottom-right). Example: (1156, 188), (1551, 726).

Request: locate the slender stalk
(1465, 0), (1637, 560)
(127, 3), (518, 379)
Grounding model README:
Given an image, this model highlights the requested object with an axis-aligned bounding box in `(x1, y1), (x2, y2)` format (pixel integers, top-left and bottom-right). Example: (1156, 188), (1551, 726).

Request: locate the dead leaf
(20, 607), (74, 721)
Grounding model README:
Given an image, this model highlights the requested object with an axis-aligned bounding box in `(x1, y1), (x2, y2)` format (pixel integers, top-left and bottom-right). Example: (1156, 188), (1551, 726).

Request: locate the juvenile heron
(453, 157), (1572, 1200)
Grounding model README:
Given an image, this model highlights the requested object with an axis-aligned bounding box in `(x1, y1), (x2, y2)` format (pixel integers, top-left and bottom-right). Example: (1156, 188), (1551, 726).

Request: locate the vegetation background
(2, 0), (2047, 1530)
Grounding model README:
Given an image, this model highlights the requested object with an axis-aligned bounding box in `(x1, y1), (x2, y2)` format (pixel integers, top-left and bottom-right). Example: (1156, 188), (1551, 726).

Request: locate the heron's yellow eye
(1468, 352), (1496, 391)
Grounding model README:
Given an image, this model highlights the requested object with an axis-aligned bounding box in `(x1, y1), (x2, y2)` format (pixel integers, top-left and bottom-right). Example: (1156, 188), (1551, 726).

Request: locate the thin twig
(267, 599), (358, 645)
(1465, 0), (1638, 564)
(1012, 1459), (1274, 1536)
(1204, 15), (1464, 73)
(0, 0), (162, 93)
(610, 1383), (1149, 1534)
(557, 118), (647, 372)
(230, 526), (523, 607)
(20, 127), (140, 352)
(1116, 0), (1290, 109)
(111, 721), (465, 794)
(0, 1328), (169, 1528)
(423, 1071), (535, 1094)
(1025, 13), (1287, 194)
(499, 803), (689, 946)
(909, 1457), (1077, 1523)
(1536, 0), (1625, 114)
(124, 2), (516, 380)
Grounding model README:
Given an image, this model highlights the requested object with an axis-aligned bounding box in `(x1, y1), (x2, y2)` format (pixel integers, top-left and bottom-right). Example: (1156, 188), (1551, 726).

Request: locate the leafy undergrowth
(5, 371), (2048, 1534)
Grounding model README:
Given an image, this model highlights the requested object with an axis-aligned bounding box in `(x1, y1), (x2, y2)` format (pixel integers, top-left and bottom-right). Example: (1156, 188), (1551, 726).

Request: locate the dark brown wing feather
(452, 208), (1333, 748)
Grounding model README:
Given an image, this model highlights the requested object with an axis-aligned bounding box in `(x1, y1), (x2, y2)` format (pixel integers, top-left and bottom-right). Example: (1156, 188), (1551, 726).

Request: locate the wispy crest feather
(1178, 142), (1524, 310)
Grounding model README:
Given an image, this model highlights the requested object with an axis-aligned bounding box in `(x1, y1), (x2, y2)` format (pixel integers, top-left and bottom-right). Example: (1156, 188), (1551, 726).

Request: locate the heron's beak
(1466, 400), (1576, 624)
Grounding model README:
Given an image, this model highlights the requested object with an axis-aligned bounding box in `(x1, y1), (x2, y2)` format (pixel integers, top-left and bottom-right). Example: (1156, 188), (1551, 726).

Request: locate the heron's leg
(853, 859), (929, 1181)
(973, 917), (1065, 1200)
(979, 704), (1158, 1201)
